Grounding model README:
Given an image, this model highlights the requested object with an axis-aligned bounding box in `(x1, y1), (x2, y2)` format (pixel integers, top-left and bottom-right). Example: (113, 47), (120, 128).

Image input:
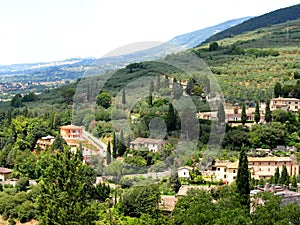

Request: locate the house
(248, 156), (300, 180)
(60, 124), (83, 139)
(0, 167), (12, 182)
(177, 166), (193, 179)
(36, 135), (55, 150)
(130, 137), (165, 152)
(213, 161), (238, 184)
(270, 97), (300, 113)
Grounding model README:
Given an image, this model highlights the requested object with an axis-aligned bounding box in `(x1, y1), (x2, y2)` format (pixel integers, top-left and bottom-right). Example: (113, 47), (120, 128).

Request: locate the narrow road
(82, 130), (107, 157)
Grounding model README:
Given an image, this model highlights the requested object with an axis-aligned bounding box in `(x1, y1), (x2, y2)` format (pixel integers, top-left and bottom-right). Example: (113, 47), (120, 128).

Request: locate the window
(183, 172), (186, 175)
(268, 162), (270, 165)
(268, 168), (270, 172)
(224, 175), (226, 178)
(296, 106), (298, 109)
(259, 162), (262, 165)
(224, 168), (227, 172)
(233, 176), (236, 180)
(233, 170), (236, 173)
(218, 168), (220, 171)
(275, 162), (277, 165)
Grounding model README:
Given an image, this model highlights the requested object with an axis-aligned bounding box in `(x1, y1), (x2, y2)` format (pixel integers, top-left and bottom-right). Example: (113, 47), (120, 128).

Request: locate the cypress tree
(241, 102), (247, 126)
(274, 167), (280, 184)
(217, 103), (226, 125)
(265, 99), (272, 123)
(117, 130), (126, 156)
(254, 101), (260, 124)
(292, 175), (297, 188)
(236, 148), (250, 209)
(280, 164), (290, 186)
(170, 167), (181, 193)
(106, 141), (111, 165)
(156, 75), (161, 92)
(112, 132), (117, 159)
(122, 88), (126, 105)
(166, 103), (176, 132)
(274, 82), (282, 98)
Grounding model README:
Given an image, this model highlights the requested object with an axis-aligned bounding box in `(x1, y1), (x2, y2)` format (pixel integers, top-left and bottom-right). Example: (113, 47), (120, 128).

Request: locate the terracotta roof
(60, 124), (82, 129)
(248, 157), (292, 162)
(159, 195), (178, 212)
(0, 167), (12, 174)
(177, 185), (211, 196)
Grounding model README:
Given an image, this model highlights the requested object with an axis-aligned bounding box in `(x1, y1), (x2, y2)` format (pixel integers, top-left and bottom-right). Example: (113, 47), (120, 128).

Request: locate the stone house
(130, 137), (165, 152)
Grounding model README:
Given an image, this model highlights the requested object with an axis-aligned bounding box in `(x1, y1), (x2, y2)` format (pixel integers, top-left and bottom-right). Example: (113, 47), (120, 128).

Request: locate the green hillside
(202, 3), (300, 44)
(193, 18), (300, 103)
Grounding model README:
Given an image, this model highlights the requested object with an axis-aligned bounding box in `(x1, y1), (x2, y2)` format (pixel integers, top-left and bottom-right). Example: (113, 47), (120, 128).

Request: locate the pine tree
(217, 103), (225, 125)
(280, 164), (290, 186)
(241, 102), (247, 126)
(254, 101), (260, 124)
(236, 148), (250, 209)
(36, 148), (98, 224)
(112, 132), (117, 159)
(106, 141), (111, 165)
(274, 167), (280, 184)
(265, 99), (272, 123)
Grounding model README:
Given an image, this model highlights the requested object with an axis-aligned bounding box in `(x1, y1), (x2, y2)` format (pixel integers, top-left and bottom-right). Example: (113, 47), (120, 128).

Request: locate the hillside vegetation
(193, 18), (300, 103)
(203, 3), (300, 44)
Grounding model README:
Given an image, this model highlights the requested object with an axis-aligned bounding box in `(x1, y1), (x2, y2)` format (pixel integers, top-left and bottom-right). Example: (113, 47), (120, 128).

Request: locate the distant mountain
(168, 17), (251, 48)
(202, 3), (300, 44)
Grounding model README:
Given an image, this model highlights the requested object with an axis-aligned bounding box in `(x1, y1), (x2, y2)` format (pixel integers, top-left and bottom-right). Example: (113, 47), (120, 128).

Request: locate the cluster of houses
(198, 97), (300, 124)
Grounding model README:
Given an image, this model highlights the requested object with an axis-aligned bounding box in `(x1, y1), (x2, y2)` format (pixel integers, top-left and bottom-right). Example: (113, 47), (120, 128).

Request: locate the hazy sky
(0, 0), (299, 65)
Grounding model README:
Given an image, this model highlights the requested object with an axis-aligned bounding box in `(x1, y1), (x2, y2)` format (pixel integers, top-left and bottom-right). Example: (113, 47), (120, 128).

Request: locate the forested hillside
(202, 3), (300, 44)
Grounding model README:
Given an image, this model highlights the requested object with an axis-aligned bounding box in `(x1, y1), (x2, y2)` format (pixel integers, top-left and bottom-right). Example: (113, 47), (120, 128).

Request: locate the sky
(0, 0), (299, 65)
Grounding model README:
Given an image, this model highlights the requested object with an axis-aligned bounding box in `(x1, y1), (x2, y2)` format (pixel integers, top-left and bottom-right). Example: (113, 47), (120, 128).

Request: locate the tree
(292, 175), (297, 189)
(15, 177), (29, 192)
(117, 130), (126, 156)
(95, 183), (110, 202)
(280, 164), (290, 186)
(274, 82), (282, 98)
(36, 148), (98, 224)
(165, 103), (177, 132)
(50, 134), (67, 152)
(241, 102), (247, 126)
(274, 167), (280, 184)
(121, 184), (160, 217)
(112, 132), (117, 159)
(169, 167), (181, 193)
(11, 94), (23, 108)
(96, 91), (112, 109)
(265, 99), (272, 123)
(254, 101), (260, 124)
(272, 109), (288, 123)
(186, 79), (194, 95)
(122, 88), (126, 105)
(236, 148), (250, 209)
(217, 103), (225, 125)
(209, 42), (219, 51)
(106, 141), (111, 165)
(156, 75), (161, 92)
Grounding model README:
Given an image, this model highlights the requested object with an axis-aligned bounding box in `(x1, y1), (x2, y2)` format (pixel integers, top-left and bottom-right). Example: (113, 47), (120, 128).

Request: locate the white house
(177, 166), (193, 179)
(270, 97), (300, 113)
(130, 137), (165, 152)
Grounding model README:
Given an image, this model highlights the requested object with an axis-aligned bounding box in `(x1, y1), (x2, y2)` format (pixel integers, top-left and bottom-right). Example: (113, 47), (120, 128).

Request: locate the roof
(159, 195), (178, 212)
(178, 166), (193, 171)
(227, 162), (238, 169)
(130, 137), (164, 145)
(60, 124), (82, 130)
(41, 135), (55, 140)
(177, 185), (211, 196)
(248, 157), (292, 162)
(0, 167), (12, 174)
(271, 97), (300, 101)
